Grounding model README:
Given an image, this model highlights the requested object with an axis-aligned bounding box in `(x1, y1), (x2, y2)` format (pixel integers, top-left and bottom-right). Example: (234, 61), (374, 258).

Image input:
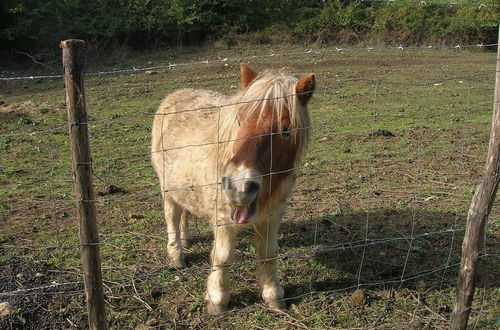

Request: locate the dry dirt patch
(0, 101), (63, 122)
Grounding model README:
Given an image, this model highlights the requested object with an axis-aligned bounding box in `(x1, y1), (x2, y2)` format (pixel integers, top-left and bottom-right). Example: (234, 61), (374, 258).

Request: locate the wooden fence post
(61, 39), (107, 330)
(449, 26), (500, 329)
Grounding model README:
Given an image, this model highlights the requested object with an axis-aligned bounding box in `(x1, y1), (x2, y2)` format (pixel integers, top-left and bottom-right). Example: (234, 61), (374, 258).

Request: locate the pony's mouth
(229, 198), (258, 224)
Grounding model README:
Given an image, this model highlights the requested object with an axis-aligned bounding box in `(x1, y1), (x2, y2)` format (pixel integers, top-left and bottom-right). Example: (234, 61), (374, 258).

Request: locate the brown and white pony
(151, 63), (315, 312)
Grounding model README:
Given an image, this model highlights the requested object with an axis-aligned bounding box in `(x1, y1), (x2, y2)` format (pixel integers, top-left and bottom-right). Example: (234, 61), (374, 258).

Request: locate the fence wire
(360, 0), (499, 7)
(1, 69), (497, 140)
(0, 43), (496, 82)
(0, 44), (498, 328)
(0, 227), (467, 297)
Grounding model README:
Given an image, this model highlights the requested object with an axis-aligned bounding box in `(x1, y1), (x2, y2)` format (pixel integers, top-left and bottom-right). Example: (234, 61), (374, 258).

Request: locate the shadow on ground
(223, 208), (499, 309)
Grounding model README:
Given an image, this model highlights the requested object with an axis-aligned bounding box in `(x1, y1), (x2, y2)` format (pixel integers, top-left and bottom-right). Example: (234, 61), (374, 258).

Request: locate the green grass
(0, 45), (499, 328)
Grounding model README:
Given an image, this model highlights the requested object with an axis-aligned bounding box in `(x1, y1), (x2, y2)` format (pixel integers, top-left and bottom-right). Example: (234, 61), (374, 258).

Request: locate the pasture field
(0, 45), (499, 329)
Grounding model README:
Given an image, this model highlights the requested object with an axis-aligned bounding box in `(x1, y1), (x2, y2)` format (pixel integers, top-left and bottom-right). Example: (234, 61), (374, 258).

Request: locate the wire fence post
(61, 39), (107, 330)
(449, 26), (500, 330)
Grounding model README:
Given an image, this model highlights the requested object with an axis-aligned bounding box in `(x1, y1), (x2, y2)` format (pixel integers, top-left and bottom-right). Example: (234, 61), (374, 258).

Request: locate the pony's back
(151, 88), (228, 218)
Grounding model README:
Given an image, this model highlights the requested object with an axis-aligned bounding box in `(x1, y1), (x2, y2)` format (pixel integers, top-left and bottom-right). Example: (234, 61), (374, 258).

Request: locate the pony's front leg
(180, 209), (190, 248)
(205, 224), (237, 313)
(255, 218), (285, 310)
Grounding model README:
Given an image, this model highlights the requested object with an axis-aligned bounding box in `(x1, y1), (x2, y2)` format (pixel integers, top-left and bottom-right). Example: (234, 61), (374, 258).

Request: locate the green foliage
(0, 0), (498, 55)
(368, 3), (499, 44)
(16, 114), (35, 125)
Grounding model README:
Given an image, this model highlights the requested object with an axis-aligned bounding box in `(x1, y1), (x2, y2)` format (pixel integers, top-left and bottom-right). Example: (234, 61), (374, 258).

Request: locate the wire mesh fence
(1, 42), (499, 328)
(0, 43), (496, 82)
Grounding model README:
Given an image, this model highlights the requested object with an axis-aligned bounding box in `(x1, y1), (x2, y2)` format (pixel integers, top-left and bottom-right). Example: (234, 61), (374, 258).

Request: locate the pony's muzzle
(221, 170), (261, 224)
(221, 176), (260, 206)
(222, 176), (259, 195)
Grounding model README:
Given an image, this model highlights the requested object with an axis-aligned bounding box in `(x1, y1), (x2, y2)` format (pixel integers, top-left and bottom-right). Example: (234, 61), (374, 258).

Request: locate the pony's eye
(281, 127), (292, 139)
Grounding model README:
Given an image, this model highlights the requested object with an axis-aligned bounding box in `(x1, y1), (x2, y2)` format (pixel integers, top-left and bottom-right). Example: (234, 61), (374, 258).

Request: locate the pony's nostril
(221, 176), (232, 190)
(245, 181), (260, 194)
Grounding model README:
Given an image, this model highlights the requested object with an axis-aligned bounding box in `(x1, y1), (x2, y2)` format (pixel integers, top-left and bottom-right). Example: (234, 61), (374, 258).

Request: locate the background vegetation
(1, 0), (499, 61)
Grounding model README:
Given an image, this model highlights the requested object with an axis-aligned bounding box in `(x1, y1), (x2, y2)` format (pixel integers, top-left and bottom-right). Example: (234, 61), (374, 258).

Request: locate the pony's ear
(296, 73), (316, 105)
(240, 63), (257, 89)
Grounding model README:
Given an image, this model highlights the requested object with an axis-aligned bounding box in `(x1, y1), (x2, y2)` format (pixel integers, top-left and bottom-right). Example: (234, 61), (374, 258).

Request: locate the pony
(151, 63), (315, 312)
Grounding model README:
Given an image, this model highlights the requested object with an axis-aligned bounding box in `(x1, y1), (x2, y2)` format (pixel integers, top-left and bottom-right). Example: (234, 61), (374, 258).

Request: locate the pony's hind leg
(254, 218), (285, 310)
(180, 209), (190, 248)
(163, 198), (186, 269)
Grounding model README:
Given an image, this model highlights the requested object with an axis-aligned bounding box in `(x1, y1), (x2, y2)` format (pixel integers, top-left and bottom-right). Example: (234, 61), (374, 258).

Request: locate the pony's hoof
(169, 257), (186, 269)
(267, 300), (287, 310)
(206, 302), (228, 314)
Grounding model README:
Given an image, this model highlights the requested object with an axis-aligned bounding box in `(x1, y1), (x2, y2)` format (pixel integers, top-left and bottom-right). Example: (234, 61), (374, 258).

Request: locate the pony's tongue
(233, 207), (249, 224)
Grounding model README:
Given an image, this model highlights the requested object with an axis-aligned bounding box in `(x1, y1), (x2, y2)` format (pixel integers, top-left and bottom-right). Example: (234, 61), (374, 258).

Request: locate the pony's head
(221, 63), (315, 225)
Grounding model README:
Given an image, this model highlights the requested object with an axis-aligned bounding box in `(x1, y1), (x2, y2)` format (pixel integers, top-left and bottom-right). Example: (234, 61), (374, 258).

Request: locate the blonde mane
(214, 70), (311, 176)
